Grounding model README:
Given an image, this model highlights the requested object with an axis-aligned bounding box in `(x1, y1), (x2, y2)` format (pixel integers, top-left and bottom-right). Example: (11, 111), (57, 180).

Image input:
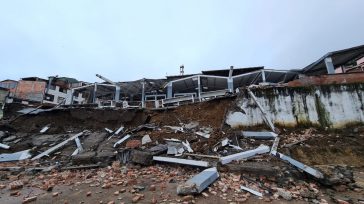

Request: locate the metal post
(261, 70), (266, 82)
(141, 79), (145, 108)
(228, 66), (234, 92)
(167, 83), (173, 98)
(324, 57), (335, 74)
(197, 76), (201, 101)
(93, 83), (97, 104)
(115, 85), (120, 102)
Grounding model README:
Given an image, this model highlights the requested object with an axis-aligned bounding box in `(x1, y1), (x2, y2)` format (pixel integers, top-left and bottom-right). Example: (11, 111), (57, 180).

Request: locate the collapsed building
(0, 44), (364, 203)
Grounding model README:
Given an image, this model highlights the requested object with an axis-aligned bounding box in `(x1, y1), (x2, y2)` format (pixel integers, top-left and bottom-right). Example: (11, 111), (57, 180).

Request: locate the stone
(72, 151), (96, 164)
(131, 150), (153, 166)
(182, 195), (194, 202)
(9, 180), (23, 190)
(52, 192), (59, 197)
(102, 183), (111, 189)
(277, 188), (292, 200)
(141, 135), (152, 145)
(86, 191), (92, 196)
(10, 191), (20, 196)
(149, 185), (156, 191)
(22, 196), (37, 203)
(126, 140), (141, 149)
(114, 191), (119, 195)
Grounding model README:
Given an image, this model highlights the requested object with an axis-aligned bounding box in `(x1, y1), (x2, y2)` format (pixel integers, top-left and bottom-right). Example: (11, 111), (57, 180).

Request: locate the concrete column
(197, 76), (201, 101)
(324, 57), (335, 74)
(93, 83), (97, 104)
(115, 86), (120, 102)
(261, 70), (266, 82)
(70, 89), (74, 105)
(141, 79), (145, 108)
(167, 83), (173, 98)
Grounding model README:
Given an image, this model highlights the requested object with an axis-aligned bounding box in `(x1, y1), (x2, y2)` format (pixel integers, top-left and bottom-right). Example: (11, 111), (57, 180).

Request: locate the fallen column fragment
(153, 156), (210, 167)
(177, 167), (219, 195)
(0, 143), (10, 149)
(274, 152), (324, 179)
(220, 145), (270, 165)
(40, 125), (50, 133)
(270, 136), (280, 155)
(247, 87), (276, 132)
(0, 149), (32, 162)
(240, 185), (263, 197)
(105, 128), (113, 134)
(113, 134), (131, 148)
(32, 132), (84, 160)
(240, 131), (277, 139)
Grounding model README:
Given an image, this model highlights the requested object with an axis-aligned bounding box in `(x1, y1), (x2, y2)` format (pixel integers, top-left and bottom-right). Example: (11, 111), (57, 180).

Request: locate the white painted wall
(43, 86), (85, 105)
(226, 84), (364, 128)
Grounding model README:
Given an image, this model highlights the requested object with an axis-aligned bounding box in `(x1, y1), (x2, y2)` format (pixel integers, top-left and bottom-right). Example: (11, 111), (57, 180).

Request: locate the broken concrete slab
(113, 134), (131, 148)
(240, 131), (278, 139)
(184, 121), (199, 130)
(274, 152), (324, 179)
(141, 135), (152, 145)
(117, 149), (132, 164)
(153, 156), (210, 167)
(72, 151), (96, 164)
(220, 145), (270, 165)
(32, 132), (84, 160)
(0, 149), (32, 162)
(131, 150), (153, 165)
(0, 143), (10, 149)
(164, 125), (184, 133)
(240, 185), (263, 197)
(149, 144), (168, 155)
(177, 167), (219, 195)
(2, 135), (16, 142)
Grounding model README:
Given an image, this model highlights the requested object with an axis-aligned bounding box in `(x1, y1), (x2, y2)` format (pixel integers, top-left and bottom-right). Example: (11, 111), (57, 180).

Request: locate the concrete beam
(241, 131), (277, 139)
(0, 143), (10, 149)
(153, 156), (209, 167)
(274, 152), (324, 179)
(177, 167), (219, 195)
(113, 134), (131, 148)
(220, 145), (270, 165)
(240, 185), (262, 197)
(270, 136), (280, 155)
(32, 132), (84, 160)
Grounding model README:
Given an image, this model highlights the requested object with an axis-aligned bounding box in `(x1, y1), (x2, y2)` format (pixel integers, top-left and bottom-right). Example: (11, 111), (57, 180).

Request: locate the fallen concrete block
(240, 185), (262, 197)
(105, 128), (113, 134)
(177, 167), (219, 195)
(141, 135), (152, 145)
(274, 152), (324, 179)
(32, 132), (84, 160)
(222, 162), (279, 176)
(241, 131), (277, 139)
(195, 131), (210, 139)
(0, 149), (32, 162)
(72, 151), (96, 164)
(153, 156), (209, 167)
(40, 126), (50, 133)
(131, 150), (153, 165)
(0, 143), (10, 149)
(114, 126), (124, 135)
(220, 145), (270, 165)
(113, 134), (131, 148)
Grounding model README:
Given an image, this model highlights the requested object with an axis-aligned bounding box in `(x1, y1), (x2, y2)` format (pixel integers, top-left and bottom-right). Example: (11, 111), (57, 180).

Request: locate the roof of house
(21, 77), (48, 82)
(302, 44), (364, 75)
(201, 66), (264, 77)
(0, 79), (18, 83)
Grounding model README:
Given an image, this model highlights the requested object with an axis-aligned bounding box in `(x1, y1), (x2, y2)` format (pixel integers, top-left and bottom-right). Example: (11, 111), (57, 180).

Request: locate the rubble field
(0, 98), (363, 204)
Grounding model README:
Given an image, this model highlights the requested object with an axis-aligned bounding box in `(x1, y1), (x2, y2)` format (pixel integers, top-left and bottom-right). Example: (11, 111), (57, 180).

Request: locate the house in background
(43, 76), (85, 105)
(0, 79), (18, 97)
(302, 44), (364, 75)
(0, 87), (10, 119)
(13, 77), (48, 103)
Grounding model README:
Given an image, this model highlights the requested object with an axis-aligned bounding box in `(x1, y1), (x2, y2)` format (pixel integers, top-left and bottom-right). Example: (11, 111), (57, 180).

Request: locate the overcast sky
(0, 0), (363, 82)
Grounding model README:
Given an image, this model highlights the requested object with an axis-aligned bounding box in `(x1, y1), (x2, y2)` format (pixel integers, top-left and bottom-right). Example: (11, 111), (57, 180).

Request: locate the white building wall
(226, 84), (364, 128)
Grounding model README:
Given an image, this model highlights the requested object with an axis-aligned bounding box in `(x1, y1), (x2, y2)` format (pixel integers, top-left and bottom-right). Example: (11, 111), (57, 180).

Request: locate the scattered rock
(86, 191), (92, 196)
(277, 188), (292, 200)
(52, 192), (59, 197)
(9, 180), (24, 190)
(22, 196), (37, 203)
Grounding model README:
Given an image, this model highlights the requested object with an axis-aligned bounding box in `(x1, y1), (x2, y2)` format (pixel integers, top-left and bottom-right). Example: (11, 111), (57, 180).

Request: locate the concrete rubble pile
(0, 95), (363, 203)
